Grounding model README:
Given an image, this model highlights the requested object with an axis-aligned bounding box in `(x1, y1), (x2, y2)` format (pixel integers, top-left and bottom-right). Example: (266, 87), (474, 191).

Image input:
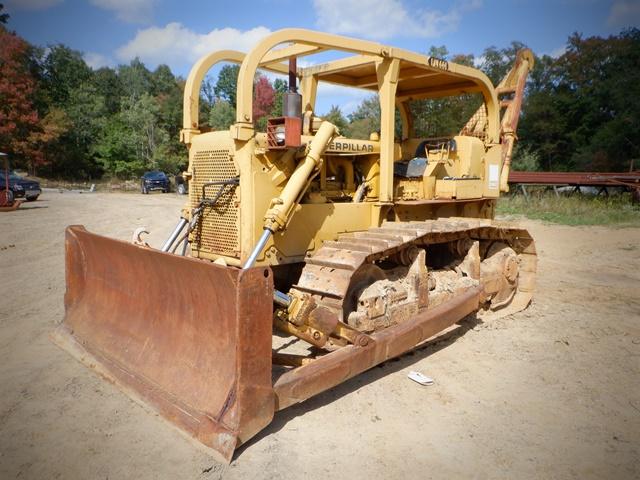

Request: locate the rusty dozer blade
(54, 226), (485, 461)
(53, 225), (275, 462)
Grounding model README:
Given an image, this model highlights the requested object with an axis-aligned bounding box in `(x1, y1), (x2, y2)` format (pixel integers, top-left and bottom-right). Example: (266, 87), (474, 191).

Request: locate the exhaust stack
(282, 57), (302, 118)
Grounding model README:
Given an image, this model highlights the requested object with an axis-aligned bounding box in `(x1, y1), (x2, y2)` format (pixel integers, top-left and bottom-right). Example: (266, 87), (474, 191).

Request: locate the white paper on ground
(408, 371), (434, 386)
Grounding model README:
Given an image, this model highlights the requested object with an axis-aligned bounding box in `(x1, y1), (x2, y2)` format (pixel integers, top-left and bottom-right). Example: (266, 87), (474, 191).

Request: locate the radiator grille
(190, 149), (240, 257)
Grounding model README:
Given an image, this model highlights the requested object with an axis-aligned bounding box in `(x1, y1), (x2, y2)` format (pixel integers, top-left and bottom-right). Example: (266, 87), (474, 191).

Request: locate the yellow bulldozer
(54, 29), (537, 461)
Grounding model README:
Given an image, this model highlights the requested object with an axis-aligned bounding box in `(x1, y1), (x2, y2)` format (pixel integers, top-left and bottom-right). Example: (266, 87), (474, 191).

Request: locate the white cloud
(116, 23), (271, 67)
(89, 0), (155, 23)
(83, 52), (113, 69)
(5, 0), (62, 10)
(313, 0), (482, 39)
(607, 1), (640, 27)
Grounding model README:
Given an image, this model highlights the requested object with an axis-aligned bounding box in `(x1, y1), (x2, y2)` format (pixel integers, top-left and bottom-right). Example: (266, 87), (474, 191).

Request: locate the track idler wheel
(480, 242), (519, 309)
(343, 264), (387, 321)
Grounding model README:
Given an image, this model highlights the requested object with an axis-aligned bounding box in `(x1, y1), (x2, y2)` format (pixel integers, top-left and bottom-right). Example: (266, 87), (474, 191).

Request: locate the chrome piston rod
(273, 290), (291, 308)
(243, 228), (272, 270)
(243, 228), (292, 307)
(161, 218), (188, 252)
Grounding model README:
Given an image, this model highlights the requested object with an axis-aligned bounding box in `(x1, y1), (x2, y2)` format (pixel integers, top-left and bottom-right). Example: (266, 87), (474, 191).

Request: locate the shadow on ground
(234, 314), (481, 460)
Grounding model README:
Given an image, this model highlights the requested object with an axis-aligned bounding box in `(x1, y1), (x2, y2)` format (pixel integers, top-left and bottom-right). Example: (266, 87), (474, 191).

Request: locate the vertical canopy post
(376, 57), (400, 202)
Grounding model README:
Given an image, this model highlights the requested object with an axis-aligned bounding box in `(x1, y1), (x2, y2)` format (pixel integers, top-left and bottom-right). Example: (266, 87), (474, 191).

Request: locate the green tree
(157, 83), (187, 174)
(96, 92), (173, 178)
(347, 95), (404, 140)
(517, 74), (572, 171)
(451, 53), (474, 67)
(323, 105), (348, 132)
(519, 29), (640, 172)
(151, 64), (176, 96)
(209, 100), (235, 131)
(47, 83), (106, 178)
(93, 115), (138, 177)
(563, 29), (639, 171)
(348, 96), (380, 139)
(121, 92), (166, 168)
(118, 58), (152, 101)
(35, 44), (110, 177)
(428, 45), (448, 60)
(93, 60), (186, 177)
(153, 70), (183, 142)
(270, 78), (288, 117)
(201, 75), (216, 105)
(478, 41), (528, 85)
(154, 143), (185, 175)
(65, 84), (106, 147)
(214, 64), (240, 106)
(511, 145), (540, 171)
(92, 66), (122, 114)
(40, 45), (93, 106)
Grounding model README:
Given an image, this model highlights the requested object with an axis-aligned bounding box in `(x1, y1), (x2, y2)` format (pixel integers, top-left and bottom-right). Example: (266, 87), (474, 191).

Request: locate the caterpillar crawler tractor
(54, 29), (536, 461)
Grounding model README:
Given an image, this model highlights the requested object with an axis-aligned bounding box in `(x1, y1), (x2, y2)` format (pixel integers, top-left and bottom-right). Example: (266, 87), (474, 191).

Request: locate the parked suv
(0, 171), (41, 201)
(141, 171), (170, 194)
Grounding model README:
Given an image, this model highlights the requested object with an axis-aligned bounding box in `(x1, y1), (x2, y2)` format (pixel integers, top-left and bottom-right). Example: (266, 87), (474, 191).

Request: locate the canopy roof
(301, 55), (486, 101)
(182, 29), (500, 144)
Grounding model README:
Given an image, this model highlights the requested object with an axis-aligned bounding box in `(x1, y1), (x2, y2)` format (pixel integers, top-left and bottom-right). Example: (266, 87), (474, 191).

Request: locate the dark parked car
(141, 171), (170, 194)
(0, 171), (41, 201)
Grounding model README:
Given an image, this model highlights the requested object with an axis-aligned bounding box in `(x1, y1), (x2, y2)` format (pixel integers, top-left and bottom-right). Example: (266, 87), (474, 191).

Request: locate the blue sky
(5, 0), (640, 115)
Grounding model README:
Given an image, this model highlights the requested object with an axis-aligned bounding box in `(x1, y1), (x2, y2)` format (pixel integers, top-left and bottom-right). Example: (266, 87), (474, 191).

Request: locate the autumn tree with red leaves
(253, 75), (275, 130)
(0, 25), (41, 171)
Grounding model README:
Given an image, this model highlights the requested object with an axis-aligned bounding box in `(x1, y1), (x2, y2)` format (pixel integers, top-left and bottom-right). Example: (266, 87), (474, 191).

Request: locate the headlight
(14, 185), (23, 191)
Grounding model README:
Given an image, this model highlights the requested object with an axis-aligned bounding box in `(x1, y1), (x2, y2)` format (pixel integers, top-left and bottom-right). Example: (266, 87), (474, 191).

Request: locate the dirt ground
(1, 191), (639, 479)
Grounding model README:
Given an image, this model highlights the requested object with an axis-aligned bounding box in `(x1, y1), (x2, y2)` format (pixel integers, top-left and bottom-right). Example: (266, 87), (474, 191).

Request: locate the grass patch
(496, 191), (640, 226)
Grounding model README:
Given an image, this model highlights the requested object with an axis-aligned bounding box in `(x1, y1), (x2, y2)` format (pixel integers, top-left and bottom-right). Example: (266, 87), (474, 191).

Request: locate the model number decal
(428, 57), (449, 71)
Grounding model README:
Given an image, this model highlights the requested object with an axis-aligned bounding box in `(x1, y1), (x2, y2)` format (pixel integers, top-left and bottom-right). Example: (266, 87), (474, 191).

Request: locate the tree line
(1, 5), (638, 179)
(0, 19), (186, 178)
